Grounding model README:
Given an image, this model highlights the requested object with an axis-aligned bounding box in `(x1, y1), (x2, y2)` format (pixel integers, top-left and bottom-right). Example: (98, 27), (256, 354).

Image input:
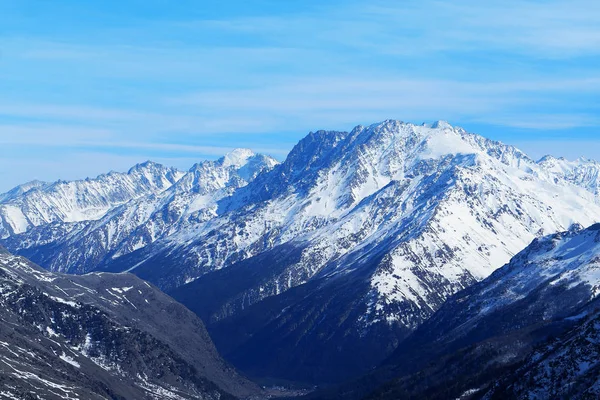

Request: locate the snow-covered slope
(459, 222), (600, 318)
(0, 161), (184, 238)
(364, 223), (600, 400)
(3, 120), (600, 383)
(0, 179), (49, 202)
(392, 222), (600, 353)
(538, 155), (600, 197)
(154, 120), (599, 303)
(1, 150), (277, 274)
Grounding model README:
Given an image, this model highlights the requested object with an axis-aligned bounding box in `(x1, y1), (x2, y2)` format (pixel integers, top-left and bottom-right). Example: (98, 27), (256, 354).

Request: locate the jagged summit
(537, 154), (566, 163)
(0, 150), (278, 273)
(219, 148), (256, 168)
(430, 120), (453, 129)
(0, 179), (48, 202)
(578, 155), (598, 163)
(538, 154), (599, 166)
(126, 159), (171, 174)
(537, 153), (600, 196)
(0, 163), (184, 237)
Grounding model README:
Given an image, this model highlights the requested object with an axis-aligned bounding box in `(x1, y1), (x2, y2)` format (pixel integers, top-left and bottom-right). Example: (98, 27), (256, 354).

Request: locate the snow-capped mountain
(0, 179), (48, 202)
(1, 150), (277, 274)
(3, 120), (600, 383)
(0, 247), (261, 399)
(363, 223), (600, 400)
(129, 121), (598, 292)
(391, 222), (600, 363)
(0, 161), (184, 238)
(538, 155), (600, 197)
(170, 121), (599, 382)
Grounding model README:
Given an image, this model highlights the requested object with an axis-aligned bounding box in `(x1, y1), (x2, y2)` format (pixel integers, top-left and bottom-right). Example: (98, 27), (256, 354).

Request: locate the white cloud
(514, 140), (600, 162)
(179, 0), (600, 59)
(169, 76), (600, 131)
(475, 114), (600, 130)
(0, 124), (115, 144)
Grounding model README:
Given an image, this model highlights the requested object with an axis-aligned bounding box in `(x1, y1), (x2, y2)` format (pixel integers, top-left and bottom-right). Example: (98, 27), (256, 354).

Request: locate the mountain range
(2, 120), (600, 386)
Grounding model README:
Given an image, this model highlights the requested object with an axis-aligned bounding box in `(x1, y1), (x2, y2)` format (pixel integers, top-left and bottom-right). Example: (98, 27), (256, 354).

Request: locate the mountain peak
(537, 154), (600, 195)
(0, 179), (48, 202)
(538, 155), (599, 166)
(127, 160), (166, 174)
(368, 119), (407, 129)
(538, 155), (562, 163)
(219, 148), (256, 168)
(2, 119), (600, 386)
(431, 120), (453, 129)
(577, 155), (599, 164)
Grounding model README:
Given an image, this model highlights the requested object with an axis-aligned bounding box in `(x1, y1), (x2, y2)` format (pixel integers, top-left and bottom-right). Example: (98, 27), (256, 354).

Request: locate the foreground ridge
(0, 247), (260, 399)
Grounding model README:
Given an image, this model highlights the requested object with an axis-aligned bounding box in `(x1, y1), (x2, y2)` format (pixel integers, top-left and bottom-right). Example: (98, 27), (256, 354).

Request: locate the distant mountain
(538, 155), (600, 196)
(1, 150), (277, 274)
(0, 247), (261, 399)
(0, 161), (183, 238)
(3, 120), (600, 384)
(362, 223), (600, 400)
(0, 179), (49, 202)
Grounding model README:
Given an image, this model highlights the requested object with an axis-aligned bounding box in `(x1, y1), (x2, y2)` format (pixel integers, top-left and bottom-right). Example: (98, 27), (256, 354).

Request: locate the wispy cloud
(0, 123), (289, 157)
(0, 0), (598, 190)
(0, 103), (287, 136)
(515, 139), (600, 162)
(480, 114), (600, 130)
(169, 76), (600, 131)
(5, 38), (318, 83)
(182, 0), (600, 59)
(0, 124), (115, 144)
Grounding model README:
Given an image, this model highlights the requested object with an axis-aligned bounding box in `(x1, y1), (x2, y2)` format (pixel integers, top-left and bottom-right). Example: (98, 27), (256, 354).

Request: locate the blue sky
(0, 0), (599, 191)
